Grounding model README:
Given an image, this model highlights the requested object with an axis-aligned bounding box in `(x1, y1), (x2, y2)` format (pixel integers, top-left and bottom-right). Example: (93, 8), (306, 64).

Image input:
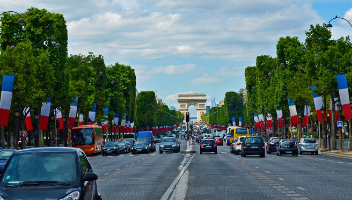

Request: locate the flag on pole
(39, 98), (51, 130)
(311, 86), (323, 122)
(287, 97), (299, 126)
(254, 114), (259, 129)
(267, 114), (272, 128)
(67, 96), (78, 129)
(0, 75), (15, 127)
(336, 74), (352, 120)
(55, 108), (64, 129)
(89, 103), (97, 124)
(301, 104), (311, 126)
(259, 114), (265, 129)
(232, 117), (236, 126)
(113, 112), (120, 125)
(276, 110), (284, 127)
(23, 107), (33, 131)
(239, 117), (242, 127)
(78, 114), (84, 126)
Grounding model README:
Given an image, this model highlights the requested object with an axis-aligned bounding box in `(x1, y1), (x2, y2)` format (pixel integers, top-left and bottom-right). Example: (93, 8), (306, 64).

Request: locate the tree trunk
(331, 95), (336, 150)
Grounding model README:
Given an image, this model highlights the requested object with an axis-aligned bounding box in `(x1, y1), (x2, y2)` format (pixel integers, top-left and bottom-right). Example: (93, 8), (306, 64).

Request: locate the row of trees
(244, 23), (352, 150)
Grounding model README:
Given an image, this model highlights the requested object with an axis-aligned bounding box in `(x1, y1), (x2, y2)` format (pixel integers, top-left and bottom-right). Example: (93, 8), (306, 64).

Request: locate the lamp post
(310, 111), (314, 138)
(336, 102), (344, 152)
(327, 15), (352, 29)
(14, 107), (20, 149)
(321, 106), (327, 151)
(50, 112), (55, 147)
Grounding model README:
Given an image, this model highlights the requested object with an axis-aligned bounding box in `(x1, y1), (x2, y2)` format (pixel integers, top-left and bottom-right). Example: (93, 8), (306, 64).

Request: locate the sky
(1, 0), (352, 118)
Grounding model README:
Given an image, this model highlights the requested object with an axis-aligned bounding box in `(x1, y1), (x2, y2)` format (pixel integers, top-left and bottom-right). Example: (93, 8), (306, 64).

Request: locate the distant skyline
(2, 0), (352, 118)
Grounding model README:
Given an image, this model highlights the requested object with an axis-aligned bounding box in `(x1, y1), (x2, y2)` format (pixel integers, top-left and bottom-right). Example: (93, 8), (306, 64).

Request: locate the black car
(0, 149), (15, 170)
(154, 136), (161, 143)
(132, 141), (150, 154)
(266, 138), (281, 154)
(159, 137), (180, 154)
(277, 140), (298, 156)
(102, 142), (120, 156)
(116, 140), (130, 153)
(200, 139), (217, 154)
(0, 147), (101, 200)
(241, 136), (265, 157)
(123, 138), (135, 149)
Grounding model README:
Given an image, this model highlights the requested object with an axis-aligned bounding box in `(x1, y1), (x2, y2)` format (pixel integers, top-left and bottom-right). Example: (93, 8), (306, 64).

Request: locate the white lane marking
(104, 173), (108, 176)
(255, 167), (259, 168)
(338, 162), (345, 164)
(297, 187), (305, 190)
(129, 155), (133, 156)
(131, 163), (134, 165)
(265, 171), (270, 174)
(125, 165), (128, 167)
(116, 169), (120, 171)
(279, 178), (284, 181)
(221, 152), (227, 153)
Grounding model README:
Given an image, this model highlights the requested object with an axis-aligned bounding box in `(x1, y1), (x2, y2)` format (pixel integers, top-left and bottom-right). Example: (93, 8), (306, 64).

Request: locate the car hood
(160, 142), (176, 145)
(104, 147), (117, 150)
(134, 145), (147, 148)
(0, 186), (80, 200)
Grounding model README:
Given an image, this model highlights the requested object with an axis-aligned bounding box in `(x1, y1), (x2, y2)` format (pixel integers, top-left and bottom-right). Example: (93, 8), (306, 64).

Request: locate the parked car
(0, 149), (15, 170)
(231, 136), (246, 155)
(241, 136), (265, 157)
(214, 137), (223, 146)
(200, 139), (217, 154)
(102, 142), (119, 156)
(266, 138), (281, 154)
(298, 138), (319, 155)
(277, 140), (298, 156)
(0, 147), (101, 200)
(159, 137), (180, 153)
(123, 138), (135, 148)
(116, 140), (130, 153)
(132, 141), (150, 154)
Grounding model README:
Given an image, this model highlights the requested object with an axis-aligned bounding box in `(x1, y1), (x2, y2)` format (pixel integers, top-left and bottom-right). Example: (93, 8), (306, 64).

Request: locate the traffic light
(186, 112), (189, 122)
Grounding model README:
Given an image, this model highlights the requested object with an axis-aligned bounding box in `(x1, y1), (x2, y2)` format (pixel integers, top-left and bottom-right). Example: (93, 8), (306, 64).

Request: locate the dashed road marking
(265, 171), (270, 173)
(297, 187), (305, 190)
(104, 173), (108, 176)
(279, 178), (284, 180)
(131, 163), (134, 165)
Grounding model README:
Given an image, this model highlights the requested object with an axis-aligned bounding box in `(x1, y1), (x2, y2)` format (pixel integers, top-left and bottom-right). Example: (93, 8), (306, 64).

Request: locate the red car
(214, 137), (223, 146)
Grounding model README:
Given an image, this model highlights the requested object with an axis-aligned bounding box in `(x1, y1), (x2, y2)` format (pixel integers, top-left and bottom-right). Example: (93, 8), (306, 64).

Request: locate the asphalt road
(88, 140), (352, 200)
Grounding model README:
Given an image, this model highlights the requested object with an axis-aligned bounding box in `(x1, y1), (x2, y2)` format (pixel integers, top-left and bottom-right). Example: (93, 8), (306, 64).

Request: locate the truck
(136, 131), (156, 152)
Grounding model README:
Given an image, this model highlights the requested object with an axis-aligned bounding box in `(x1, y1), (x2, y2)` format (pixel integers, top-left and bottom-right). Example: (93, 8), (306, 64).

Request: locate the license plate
(137, 149), (142, 151)
(107, 150), (111, 152)
(286, 151), (292, 153)
(252, 146), (258, 148)
(206, 146), (211, 147)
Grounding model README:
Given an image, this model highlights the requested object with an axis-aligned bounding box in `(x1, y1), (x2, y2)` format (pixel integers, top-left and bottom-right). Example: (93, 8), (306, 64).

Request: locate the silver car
(230, 136), (246, 155)
(298, 138), (318, 155)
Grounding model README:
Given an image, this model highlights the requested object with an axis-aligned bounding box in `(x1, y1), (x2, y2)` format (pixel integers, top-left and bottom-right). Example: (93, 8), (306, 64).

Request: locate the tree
(136, 91), (157, 130)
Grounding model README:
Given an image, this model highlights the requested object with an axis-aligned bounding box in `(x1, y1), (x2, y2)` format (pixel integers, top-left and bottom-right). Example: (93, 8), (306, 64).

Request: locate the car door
(79, 151), (95, 200)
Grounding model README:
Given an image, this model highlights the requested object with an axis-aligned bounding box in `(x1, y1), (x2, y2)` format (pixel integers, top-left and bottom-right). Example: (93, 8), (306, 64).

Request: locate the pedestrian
(224, 135), (227, 144)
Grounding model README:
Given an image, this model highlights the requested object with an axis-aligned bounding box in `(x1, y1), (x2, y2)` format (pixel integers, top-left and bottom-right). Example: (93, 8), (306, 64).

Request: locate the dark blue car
(0, 149), (15, 170)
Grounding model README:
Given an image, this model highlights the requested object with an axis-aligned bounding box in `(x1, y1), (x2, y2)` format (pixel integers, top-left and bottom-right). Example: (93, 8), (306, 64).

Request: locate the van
(136, 131), (156, 152)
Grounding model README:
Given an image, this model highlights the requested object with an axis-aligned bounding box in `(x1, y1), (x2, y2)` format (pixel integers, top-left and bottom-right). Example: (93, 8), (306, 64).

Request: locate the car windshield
(71, 128), (94, 145)
(135, 141), (146, 145)
(104, 142), (116, 147)
(283, 142), (295, 147)
(161, 138), (175, 143)
(1, 152), (77, 186)
(303, 139), (316, 143)
(236, 128), (247, 134)
(272, 139), (280, 143)
(116, 141), (126, 145)
(239, 138), (244, 142)
(138, 137), (152, 142)
(246, 138), (262, 144)
(202, 140), (215, 145)
(0, 151), (14, 160)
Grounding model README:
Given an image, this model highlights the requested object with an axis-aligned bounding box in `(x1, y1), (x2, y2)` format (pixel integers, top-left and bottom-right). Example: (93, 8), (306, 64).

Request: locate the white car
(231, 136), (246, 155)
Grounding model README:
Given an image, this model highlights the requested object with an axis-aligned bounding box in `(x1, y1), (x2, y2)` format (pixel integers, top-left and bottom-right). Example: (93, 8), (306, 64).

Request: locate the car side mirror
(83, 172), (98, 181)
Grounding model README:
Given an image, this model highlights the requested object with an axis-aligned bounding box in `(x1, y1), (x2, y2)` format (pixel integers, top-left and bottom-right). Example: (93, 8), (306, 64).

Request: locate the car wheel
(200, 150), (202, 154)
(311, 152), (314, 155)
(315, 151), (318, 155)
(267, 150), (271, 154)
(159, 151), (163, 154)
(215, 150), (217, 154)
(278, 151), (281, 156)
(260, 153), (265, 157)
(234, 150), (239, 155)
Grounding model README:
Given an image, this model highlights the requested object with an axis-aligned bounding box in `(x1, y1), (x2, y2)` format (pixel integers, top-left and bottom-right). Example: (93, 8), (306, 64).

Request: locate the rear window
(245, 138), (263, 144)
(303, 139), (316, 143)
(236, 128), (247, 134)
(239, 138), (244, 142)
(283, 142), (295, 147)
(202, 140), (215, 145)
(272, 139), (280, 143)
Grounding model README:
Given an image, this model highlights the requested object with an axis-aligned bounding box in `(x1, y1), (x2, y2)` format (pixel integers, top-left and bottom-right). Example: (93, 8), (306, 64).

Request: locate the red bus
(70, 125), (104, 154)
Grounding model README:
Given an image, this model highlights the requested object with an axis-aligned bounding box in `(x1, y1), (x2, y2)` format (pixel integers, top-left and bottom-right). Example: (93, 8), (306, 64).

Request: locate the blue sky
(2, 0), (352, 118)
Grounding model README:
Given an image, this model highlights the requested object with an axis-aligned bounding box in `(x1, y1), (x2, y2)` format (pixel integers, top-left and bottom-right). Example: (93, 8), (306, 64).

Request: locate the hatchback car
(132, 141), (150, 154)
(0, 149), (15, 170)
(214, 137), (223, 146)
(241, 136), (265, 157)
(159, 137), (180, 153)
(231, 136), (246, 155)
(102, 142), (119, 156)
(200, 139), (217, 154)
(298, 138), (319, 155)
(266, 138), (281, 154)
(277, 140), (298, 156)
(0, 147), (101, 200)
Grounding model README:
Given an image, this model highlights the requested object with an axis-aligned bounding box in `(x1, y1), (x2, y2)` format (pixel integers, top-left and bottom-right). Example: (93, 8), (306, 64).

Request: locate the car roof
(14, 147), (78, 155)
(162, 137), (175, 139)
(0, 149), (15, 152)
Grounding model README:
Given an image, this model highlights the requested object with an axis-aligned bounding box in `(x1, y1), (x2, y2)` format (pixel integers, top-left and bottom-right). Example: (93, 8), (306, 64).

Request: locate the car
(241, 136), (265, 157)
(214, 137), (223, 146)
(102, 142), (119, 156)
(200, 139), (217, 154)
(123, 138), (135, 149)
(116, 140), (130, 153)
(153, 136), (161, 143)
(137, 131), (156, 152)
(0, 149), (15, 170)
(132, 141), (150, 154)
(159, 137), (180, 154)
(203, 134), (214, 139)
(231, 136), (246, 155)
(298, 138), (319, 155)
(0, 147), (101, 200)
(277, 140), (298, 156)
(266, 138), (281, 154)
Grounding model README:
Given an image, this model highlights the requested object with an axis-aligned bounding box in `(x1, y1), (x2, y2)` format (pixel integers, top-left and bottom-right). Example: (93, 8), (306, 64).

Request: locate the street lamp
(320, 106), (327, 151)
(14, 107), (20, 149)
(336, 102), (344, 152)
(0, 11), (25, 25)
(310, 110), (314, 139)
(50, 112), (55, 147)
(327, 15), (352, 29)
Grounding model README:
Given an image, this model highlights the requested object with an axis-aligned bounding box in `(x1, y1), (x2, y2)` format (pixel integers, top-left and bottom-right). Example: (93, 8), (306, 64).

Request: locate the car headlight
(59, 191), (80, 200)
(0, 196), (4, 200)
(114, 147), (116, 149)
(160, 145), (164, 147)
(144, 146), (148, 149)
(90, 148), (94, 150)
(172, 144), (176, 147)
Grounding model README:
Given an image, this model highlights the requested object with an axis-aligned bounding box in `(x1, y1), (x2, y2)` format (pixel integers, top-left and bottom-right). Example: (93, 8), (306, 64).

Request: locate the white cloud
(343, 7), (352, 25)
(188, 75), (221, 85)
(150, 64), (196, 75)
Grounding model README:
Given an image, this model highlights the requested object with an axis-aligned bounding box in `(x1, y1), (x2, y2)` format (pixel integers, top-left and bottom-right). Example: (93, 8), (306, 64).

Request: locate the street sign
(337, 121), (343, 128)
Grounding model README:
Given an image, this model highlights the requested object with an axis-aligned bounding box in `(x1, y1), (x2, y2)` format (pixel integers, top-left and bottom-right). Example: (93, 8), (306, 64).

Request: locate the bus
(226, 126), (234, 145)
(230, 126), (250, 144)
(70, 125), (104, 154)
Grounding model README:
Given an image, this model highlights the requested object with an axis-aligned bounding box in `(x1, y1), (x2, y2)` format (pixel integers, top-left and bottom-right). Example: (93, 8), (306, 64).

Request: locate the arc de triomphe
(178, 93), (207, 122)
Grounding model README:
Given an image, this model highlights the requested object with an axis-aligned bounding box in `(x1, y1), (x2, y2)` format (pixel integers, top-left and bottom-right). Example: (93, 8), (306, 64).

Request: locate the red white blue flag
(336, 74), (352, 120)
(55, 109), (64, 129)
(287, 97), (299, 126)
(89, 103), (97, 124)
(78, 114), (84, 126)
(67, 96), (78, 129)
(23, 107), (33, 131)
(0, 75), (15, 127)
(311, 86), (323, 122)
(39, 98), (51, 130)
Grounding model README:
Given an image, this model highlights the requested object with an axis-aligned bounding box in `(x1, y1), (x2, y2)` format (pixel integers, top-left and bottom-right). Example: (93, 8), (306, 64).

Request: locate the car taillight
(237, 142), (240, 145)
(261, 145), (265, 149)
(244, 145), (248, 149)
(201, 144), (204, 147)
(232, 144), (235, 146)
(214, 144), (216, 147)
(316, 142), (318, 145)
(270, 142), (274, 145)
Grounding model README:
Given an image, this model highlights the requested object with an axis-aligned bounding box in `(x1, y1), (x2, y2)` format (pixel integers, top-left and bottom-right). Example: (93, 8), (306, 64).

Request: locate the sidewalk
(319, 148), (352, 159)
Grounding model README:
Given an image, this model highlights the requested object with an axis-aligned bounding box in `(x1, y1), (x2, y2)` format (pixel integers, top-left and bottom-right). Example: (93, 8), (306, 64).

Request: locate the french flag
(239, 117), (242, 127)
(329, 96), (338, 123)
(254, 114), (259, 129)
(39, 98), (51, 130)
(89, 103), (97, 124)
(259, 114), (265, 129)
(102, 108), (109, 125)
(113, 112), (119, 125)
(267, 114), (272, 128)
(232, 117), (236, 126)
(78, 114), (84, 126)
(67, 96), (78, 129)
(311, 86), (323, 122)
(301, 104), (311, 126)
(23, 107), (33, 131)
(336, 74), (352, 120)
(287, 97), (299, 126)
(55, 109), (64, 129)
(0, 75), (15, 127)
(276, 110), (284, 127)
